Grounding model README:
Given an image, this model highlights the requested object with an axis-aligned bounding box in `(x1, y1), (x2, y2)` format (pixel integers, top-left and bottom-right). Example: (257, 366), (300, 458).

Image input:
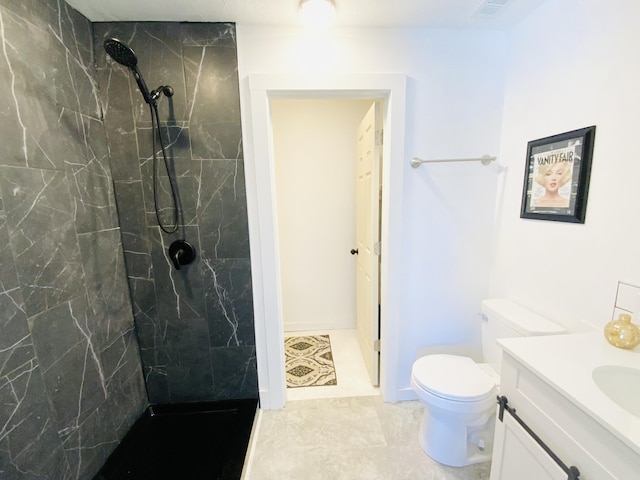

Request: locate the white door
(355, 102), (381, 386)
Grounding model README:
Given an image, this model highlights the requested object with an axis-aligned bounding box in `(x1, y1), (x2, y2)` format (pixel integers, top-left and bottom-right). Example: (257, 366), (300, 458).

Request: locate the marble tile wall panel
(95, 64), (140, 182)
(67, 114), (119, 234)
(198, 159), (251, 259)
(29, 298), (108, 436)
(137, 122), (195, 228)
(183, 42), (244, 160)
(165, 316), (215, 402)
(0, 359), (72, 478)
(0, 165), (84, 317)
(94, 22), (189, 124)
(99, 326), (147, 438)
(181, 22), (237, 48)
(50, 4), (101, 118)
(0, 1), (147, 479)
(137, 123), (192, 163)
(1, 0), (58, 29)
(135, 313), (171, 369)
(0, 213), (30, 375)
(94, 21), (257, 404)
(61, 405), (119, 480)
(150, 225), (206, 319)
(31, 104), (86, 171)
(211, 345), (258, 401)
(139, 153), (190, 229)
(128, 277), (157, 331)
(113, 181), (154, 279)
(204, 258), (255, 347)
(144, 364), (170, 405)
(0, 10), (57, 169)
(77, 230), (132, 346)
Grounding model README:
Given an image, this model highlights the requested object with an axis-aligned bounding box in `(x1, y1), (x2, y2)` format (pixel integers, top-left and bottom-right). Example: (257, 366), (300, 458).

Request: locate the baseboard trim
(283, 321), (356, 332)
(395, 386), (418, 402)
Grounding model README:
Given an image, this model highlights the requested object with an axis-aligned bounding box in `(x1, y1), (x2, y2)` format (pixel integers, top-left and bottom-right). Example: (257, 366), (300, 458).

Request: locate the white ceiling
(65, 0), (547, 30)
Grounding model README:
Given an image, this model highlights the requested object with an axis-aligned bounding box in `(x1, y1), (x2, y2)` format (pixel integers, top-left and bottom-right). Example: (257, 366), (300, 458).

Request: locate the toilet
(410, 298), (566, 467)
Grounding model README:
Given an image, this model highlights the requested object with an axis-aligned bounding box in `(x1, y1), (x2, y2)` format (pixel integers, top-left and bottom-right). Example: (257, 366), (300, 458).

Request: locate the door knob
(350, 248), (358, 255)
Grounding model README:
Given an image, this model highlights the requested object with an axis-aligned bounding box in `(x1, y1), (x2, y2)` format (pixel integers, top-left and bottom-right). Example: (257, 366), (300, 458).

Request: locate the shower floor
(93, 398), (258, 480)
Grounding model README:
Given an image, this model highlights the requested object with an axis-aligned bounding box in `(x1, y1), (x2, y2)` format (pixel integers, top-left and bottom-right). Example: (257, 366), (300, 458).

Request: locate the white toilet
(410, 298), (566, 467)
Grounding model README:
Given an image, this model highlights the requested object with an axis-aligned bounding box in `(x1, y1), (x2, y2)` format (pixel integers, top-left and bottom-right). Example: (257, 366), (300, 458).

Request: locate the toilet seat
(411, 354), (496, 402)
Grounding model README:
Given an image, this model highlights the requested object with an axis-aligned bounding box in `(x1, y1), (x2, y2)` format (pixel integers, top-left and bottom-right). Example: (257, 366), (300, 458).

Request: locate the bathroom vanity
(490, 332), (640, 479)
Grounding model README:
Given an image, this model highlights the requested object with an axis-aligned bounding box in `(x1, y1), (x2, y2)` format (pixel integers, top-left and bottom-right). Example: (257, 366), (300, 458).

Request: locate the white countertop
(498, 332), (640, 456)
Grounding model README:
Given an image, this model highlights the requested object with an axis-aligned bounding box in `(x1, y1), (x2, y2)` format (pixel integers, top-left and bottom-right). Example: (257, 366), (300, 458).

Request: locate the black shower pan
(93, 398), (258, 480)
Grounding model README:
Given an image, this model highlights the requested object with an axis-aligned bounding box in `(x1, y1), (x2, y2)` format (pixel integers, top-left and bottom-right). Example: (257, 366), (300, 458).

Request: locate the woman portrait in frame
(520, 126), (596, 223)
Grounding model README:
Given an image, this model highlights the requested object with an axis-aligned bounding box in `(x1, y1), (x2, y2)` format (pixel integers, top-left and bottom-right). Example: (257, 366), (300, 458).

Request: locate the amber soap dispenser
(604, 313), (640, 349)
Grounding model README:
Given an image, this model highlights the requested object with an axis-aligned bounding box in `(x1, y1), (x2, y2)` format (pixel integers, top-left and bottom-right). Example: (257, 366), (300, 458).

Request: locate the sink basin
(592, 366), (640, 418)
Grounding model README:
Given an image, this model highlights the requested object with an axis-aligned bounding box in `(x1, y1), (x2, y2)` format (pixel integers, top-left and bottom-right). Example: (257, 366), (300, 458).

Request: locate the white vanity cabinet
(490, 350), (640, 480)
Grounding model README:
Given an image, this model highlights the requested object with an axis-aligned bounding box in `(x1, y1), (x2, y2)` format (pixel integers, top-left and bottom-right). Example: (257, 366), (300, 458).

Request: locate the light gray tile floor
(243, 395), (491, 480)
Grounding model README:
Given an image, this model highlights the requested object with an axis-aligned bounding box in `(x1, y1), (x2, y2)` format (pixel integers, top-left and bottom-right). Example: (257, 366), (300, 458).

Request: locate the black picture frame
(520, 126), (596, 223)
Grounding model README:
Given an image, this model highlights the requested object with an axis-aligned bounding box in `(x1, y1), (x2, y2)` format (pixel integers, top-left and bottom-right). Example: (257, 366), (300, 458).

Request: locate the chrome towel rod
(410, 154), (496, 168)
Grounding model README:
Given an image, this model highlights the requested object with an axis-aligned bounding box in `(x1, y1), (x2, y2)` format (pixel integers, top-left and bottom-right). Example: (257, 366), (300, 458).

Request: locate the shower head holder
(150, 85), (175, 102)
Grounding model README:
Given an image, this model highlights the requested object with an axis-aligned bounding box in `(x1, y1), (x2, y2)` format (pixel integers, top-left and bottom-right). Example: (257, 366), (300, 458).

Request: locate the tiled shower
(0, 1), (257, 478)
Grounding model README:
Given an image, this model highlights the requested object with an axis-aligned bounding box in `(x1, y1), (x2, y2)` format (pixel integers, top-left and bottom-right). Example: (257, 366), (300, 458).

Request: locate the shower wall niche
(94, 22), (257, 404)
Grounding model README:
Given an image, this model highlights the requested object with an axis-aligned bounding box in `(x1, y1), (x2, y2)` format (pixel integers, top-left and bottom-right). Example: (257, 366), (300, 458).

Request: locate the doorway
(270, 98), (379, 401)
(243, 73), (407, 409)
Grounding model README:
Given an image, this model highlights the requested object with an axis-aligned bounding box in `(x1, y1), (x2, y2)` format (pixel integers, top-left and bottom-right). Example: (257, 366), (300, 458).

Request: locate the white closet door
(355, 102), (381, 386)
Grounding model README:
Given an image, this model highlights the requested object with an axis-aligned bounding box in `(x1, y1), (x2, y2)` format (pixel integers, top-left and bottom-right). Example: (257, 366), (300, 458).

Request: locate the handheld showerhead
(104, 38), (138, 68)
(130, 67), (152, 104)
(103, 38), (180, 235)
(104, 37), (152, 104)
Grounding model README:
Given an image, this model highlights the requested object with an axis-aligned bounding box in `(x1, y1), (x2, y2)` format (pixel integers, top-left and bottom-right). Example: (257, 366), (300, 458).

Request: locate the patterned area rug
(285, 335), (337, 388)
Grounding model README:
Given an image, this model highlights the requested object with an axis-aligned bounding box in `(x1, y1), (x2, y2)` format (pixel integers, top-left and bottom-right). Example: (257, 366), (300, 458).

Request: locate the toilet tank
(480, 298), (566, 373)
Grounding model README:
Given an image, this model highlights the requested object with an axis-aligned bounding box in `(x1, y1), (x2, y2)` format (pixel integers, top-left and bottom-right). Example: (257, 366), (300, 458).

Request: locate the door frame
(243, 73), (407, 409)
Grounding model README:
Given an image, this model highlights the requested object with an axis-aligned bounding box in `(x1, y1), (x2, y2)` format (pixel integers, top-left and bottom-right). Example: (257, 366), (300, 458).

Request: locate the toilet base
(418, 403), (495, 467)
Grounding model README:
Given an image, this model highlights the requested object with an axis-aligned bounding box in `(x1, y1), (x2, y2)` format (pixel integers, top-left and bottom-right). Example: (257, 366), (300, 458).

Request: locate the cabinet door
(490, 413), (569, 480)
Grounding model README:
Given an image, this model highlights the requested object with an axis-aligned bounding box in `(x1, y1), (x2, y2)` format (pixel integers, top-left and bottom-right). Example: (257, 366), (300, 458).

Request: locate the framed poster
(520, 126), (596, 223)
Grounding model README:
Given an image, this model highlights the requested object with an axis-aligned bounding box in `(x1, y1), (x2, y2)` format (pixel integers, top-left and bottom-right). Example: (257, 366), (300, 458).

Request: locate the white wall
(238, 26), (508, 399)
(490, 0), (640, 332)
(271, 98), (373, 331)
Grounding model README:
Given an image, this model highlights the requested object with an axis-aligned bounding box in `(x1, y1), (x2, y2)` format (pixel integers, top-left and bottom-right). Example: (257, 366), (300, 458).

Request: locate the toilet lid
(412, 354), (496, 402)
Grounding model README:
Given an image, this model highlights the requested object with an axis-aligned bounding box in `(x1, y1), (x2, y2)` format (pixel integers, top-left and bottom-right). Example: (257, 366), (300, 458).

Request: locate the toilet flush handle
(350, 248), (358, 255)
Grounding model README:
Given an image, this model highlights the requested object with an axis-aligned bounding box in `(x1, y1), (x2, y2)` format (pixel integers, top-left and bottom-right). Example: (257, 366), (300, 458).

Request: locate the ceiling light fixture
(298, 0), (337, 29)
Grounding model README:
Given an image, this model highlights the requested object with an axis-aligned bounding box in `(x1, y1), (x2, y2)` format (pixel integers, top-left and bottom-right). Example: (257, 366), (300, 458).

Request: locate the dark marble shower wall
(0, 1), (147, 479)
(93, 22), (258, 404)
